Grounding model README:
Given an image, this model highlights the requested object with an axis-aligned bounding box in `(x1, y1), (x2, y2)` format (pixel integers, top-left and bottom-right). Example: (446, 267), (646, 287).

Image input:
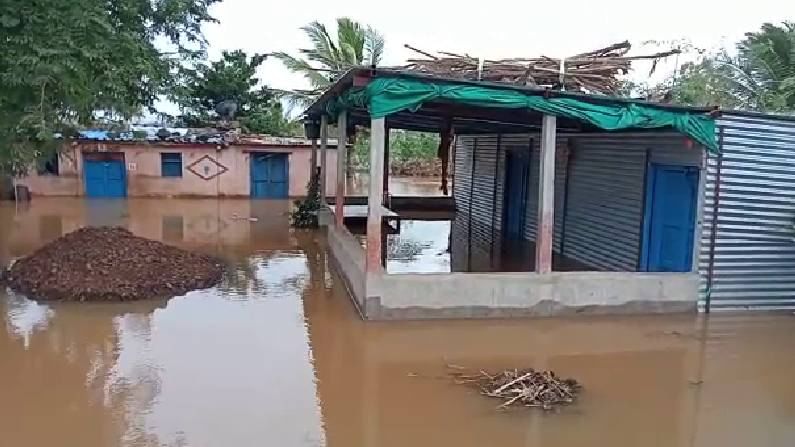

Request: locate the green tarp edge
(326, 77), (717, 153)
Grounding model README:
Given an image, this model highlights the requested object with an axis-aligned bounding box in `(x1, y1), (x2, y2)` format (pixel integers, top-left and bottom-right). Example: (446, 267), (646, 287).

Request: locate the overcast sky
(155, 0), (795, 117)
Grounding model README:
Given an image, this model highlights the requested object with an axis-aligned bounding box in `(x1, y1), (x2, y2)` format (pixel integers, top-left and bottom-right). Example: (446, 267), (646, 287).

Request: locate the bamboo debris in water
(402, 41), (680, 94)
(448, 366), (582, 411)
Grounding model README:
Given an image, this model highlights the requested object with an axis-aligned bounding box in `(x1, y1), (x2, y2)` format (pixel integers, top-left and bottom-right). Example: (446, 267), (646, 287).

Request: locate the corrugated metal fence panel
(562, 134), (698, 271)
(701, 114), (795, 310)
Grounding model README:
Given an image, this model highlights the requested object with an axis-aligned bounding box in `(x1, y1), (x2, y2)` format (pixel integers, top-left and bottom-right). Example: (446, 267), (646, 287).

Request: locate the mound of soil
(5, 226), (224, 301)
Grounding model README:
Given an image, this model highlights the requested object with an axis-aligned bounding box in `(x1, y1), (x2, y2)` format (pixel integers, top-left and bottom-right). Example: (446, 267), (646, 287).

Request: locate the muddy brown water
(2, 197), (795, 447)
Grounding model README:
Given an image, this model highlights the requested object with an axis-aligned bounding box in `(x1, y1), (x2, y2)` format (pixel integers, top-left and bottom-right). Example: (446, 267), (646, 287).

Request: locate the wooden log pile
(402, 41), (680, 94)
(449, 365), (582, 411)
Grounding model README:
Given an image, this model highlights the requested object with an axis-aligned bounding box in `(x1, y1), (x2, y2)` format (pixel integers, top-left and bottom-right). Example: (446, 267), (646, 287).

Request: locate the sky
(158, 0), (795, 116)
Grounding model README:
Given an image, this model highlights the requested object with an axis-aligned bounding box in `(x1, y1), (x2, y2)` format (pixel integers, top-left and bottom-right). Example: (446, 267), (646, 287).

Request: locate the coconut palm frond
(364, 26), (385, 66)
(277, 89), (320, 111)
(272, 52), (332, 89)
(336, 17), (366, 64)
(277, 18), (385, 103)
(300, 21), (342, 69)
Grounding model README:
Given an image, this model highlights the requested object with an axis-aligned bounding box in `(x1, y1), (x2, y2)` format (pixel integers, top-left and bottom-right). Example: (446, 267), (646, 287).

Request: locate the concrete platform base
(323, 210), (699, 321)
(363, 272), (698, 320)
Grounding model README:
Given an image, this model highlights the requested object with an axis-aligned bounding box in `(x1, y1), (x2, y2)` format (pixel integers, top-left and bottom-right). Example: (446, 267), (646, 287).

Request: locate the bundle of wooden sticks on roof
(402, 41), (680, 94)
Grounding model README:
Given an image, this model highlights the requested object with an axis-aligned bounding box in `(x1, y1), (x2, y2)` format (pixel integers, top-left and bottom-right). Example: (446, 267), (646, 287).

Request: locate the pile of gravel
(5, 226), (224, 301)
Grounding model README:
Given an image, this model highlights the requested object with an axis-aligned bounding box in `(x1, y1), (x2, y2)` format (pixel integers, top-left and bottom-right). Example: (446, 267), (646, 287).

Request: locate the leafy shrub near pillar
(290, 168), (321, 228)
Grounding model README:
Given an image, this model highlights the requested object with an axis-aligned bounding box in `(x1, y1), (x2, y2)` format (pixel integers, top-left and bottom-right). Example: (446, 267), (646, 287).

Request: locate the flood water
(2, 197), (795, 447)
(349, 175), (445, 196)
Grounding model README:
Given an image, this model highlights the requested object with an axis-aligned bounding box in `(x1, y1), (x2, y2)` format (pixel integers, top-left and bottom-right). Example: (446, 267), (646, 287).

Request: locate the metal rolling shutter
(561, 137), (647, 270)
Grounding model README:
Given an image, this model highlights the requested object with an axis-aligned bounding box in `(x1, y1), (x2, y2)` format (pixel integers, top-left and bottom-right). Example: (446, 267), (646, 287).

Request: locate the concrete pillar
(335, 111), (347, 226)
(367, 117), (386, 272)
(320, 114), (328, 206)
(383, 126), (390, 206)
(535, 114), (557, 273)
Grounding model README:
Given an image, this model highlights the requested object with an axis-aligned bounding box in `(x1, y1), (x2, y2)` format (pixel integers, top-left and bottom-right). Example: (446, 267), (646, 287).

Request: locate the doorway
(502, 150), (530, 241)
(641, 164), (699, 272)
(83, 152), (127, 198)
(250, 153), (288, 199)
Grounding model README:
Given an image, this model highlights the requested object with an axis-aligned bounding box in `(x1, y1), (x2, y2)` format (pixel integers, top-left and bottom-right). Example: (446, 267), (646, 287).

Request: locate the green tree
(274, 17), (385, 101)
(173, 50), (297, 135)
(669, 54), (746, 108)
(0, 0), (218, 175)
(734, 22), (795, 110)
(665, 22), (795, 112)
(353, 130), (440, 169)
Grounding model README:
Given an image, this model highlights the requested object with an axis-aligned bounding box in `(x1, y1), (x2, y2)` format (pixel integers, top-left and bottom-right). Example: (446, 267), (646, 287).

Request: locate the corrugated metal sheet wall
(522, 138), (569, 252)
(452, 135), (471, 272)
(561, 135), (700, 270)
(453, 135), (503, 271)
(456, 117), (795, 311)
(561, 137), (647, 270)
(455, 132), (699, 272)
(469, 136), (500, 271)
(701, 114), (795, 310)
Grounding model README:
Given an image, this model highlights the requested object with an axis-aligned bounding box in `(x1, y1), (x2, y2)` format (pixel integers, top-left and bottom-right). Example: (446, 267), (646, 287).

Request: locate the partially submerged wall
(323, 214), (698, 320)
(326, 217), (367, 311)
(17, 142), (338, 198)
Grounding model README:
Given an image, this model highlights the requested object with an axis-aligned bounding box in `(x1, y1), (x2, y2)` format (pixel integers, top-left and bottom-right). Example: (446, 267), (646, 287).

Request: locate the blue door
(642, 164), (699, 272)
(503, 150), (530, 240)
(251, 153), (288, 198)
(84, 158), (126, 198)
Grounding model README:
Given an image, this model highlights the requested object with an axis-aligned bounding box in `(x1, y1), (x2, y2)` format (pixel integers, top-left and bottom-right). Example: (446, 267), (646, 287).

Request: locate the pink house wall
(18, 142), (339, 198)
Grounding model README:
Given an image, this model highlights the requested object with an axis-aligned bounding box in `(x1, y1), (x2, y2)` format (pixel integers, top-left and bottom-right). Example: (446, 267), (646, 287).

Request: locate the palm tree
(276, 18), (385, 178)
(672, 22), (795, 112)
(274, 18), (385, 101)
(735, 22), (795, 111)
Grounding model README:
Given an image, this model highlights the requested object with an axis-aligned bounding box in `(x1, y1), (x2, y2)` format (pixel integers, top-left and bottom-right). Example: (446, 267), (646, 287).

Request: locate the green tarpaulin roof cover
(325, 76), (717, 152)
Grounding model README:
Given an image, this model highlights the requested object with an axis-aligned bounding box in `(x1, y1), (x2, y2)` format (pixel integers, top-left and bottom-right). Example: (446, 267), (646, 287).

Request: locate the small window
(161, 153), (182, 177)
(36, 152), (59, 175)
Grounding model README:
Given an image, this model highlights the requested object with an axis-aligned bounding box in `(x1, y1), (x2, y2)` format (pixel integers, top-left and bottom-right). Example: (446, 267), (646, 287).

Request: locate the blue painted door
(503, 151), (530, 240)
(251, 153), (288, 198)
(84, 159), (126, 198)
(643, 164), (699, 272)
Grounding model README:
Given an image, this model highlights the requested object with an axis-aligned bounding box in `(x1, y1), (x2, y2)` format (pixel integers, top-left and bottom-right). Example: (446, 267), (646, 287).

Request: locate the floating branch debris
(448, 365), (582, 411)
(402, 41), (680, 94)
